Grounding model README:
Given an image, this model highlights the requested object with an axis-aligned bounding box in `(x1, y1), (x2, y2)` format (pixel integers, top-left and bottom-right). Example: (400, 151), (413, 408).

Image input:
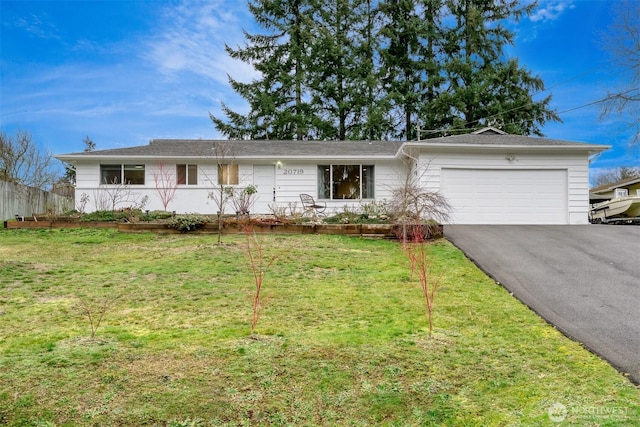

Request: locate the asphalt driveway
(444, 225), (640, 384)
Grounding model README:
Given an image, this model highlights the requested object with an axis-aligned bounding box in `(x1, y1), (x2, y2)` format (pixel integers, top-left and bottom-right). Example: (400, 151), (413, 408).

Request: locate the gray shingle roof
(61, 139), (403, 158)
(56, 131), (608, 160)
(409, 133), (595, 147)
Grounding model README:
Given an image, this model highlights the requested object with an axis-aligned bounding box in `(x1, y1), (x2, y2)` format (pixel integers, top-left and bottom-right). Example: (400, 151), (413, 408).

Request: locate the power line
(557, 87), (639, 115)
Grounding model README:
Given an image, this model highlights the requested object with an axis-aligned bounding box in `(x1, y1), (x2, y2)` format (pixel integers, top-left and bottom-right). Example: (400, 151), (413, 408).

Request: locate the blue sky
(1, 0), (638, 184)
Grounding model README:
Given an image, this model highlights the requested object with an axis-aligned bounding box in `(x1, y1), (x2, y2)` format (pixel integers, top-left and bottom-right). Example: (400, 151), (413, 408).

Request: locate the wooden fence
(0, 180), (74, 221)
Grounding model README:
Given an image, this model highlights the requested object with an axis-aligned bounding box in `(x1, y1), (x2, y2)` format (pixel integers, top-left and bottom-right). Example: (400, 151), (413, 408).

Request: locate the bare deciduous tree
(404, 225), (442, 337)
(388, 157), (451, 243)
(243, 226), (278, 338)
(0, 130), (60, 189)
(592, 166), (640, 187)
(152, 162), (178, 210)
(204, 140), (236, 244)
(76, 293), (119, 338)
(98, 177), (147, 211)
(599, 0), (640, 147)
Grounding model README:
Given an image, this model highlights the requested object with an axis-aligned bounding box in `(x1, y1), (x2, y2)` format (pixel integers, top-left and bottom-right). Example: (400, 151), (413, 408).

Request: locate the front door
(253, 165), (276, 214)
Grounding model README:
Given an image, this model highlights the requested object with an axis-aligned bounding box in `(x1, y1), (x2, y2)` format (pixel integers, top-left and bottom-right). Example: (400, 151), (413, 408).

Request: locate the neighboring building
(55, 128), (609, 225)
(589, 176), (640, 203)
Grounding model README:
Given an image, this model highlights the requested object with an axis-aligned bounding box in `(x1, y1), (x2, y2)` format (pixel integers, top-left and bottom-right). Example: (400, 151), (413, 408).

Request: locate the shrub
(392, 222), (443, 243)
(324, 204), (391, 224)
(81, 210), (133, 222)
(140, 210), (174, 221)
(360, 199), (389, 218)
(267, 203), (289, 222)
(167, 213), (206, 232)
(229, 185), (258, 215)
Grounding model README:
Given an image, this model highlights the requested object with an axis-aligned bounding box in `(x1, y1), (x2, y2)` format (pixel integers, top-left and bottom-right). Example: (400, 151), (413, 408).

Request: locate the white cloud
(13, 13), (61, 40)
(529, 0), (575, 23)
(144, 0), (259, 85)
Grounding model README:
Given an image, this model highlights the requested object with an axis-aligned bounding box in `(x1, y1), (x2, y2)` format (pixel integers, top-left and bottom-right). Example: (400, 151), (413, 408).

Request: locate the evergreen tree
(307, 0), (381, 140)
(215, 0), (560, 140)
(377, 0), (429, 139)
(211, 0), (315, 140)
(434, 0), (559, 136)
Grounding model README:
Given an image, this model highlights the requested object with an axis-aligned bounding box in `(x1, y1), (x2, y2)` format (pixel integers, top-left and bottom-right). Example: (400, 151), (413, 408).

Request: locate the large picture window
(100, 164), (145, 185)
(218, 164), (239, 185)
(318, 165), (374, 200)
(177, 164), (198, 185)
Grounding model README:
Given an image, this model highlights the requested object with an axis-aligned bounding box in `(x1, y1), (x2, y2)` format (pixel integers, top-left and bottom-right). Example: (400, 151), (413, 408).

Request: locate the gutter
(401, 142), (611, 152)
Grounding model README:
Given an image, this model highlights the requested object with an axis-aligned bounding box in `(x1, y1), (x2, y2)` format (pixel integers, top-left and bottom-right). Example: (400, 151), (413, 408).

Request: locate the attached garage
(405, 127), (609, 225)
(440, 168), (568, 224)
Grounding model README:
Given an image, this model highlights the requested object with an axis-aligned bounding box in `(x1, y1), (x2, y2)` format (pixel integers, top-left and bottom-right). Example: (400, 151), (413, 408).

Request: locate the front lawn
(0, 229), (638, 426)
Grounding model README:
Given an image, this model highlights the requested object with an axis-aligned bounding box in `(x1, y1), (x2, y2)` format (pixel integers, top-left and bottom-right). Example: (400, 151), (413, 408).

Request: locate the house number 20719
(283, 169), (304, 175)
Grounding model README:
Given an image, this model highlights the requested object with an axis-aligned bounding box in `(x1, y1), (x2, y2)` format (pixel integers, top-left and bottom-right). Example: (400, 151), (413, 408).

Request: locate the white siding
(74, 159), (406, 215)
(274, 162), (318, 207)
(567, 162), (590, 224)
(71, 150), (591, 224)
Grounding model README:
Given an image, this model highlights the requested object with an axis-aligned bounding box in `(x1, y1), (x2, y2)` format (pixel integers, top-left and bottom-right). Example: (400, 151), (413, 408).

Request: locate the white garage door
(440, 168), (568, 224)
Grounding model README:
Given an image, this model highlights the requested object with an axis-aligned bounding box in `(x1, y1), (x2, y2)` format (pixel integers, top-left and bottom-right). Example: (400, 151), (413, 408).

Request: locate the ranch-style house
(56, 127), (609, 225)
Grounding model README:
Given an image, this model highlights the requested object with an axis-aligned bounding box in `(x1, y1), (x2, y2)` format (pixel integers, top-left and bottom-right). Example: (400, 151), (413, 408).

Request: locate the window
(318, 165), (374, 200)
(218, 164), (239, 185)
(100, 164), (121, 184)
(614, 188), (628, 198)
(124, 164), (145, 184)
(177, 164), (198, 185)
(100, 164), (145, 185)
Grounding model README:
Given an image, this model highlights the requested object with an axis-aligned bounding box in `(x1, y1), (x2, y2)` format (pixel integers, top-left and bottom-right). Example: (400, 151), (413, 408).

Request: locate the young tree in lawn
(76, 293), (119, 338)
(152, 162), (179, 211)
(205, 140), (236, 244)
(404, 226), (442, 337)
(243, 226), (278, 337)
(387, 156), (449, 338)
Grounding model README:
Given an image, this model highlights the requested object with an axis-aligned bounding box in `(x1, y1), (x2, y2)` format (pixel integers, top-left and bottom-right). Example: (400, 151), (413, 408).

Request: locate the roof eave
(591, 177), (640, 193)
(401, 142), (611, 152)
(55, 154), (398, 162)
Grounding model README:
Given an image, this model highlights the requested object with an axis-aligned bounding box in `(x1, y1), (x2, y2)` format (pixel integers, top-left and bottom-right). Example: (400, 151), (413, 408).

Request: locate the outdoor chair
(299, 194), (326, 218)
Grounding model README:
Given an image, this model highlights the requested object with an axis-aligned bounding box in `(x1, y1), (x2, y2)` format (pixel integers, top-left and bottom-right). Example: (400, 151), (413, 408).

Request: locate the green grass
(0, 228), (638, 426)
